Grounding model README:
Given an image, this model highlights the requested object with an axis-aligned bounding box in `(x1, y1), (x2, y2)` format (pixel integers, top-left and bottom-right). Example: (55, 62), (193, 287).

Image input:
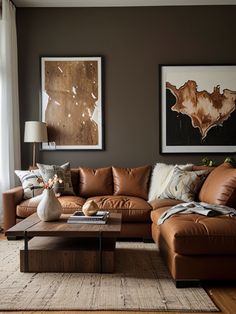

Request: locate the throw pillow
(79, 167), (113, 197)
(112, 165), (151, 200)
(148, 163), (193, 202)
(37, 162), (75, 195)
(159, 166), (209, 202)
(199, 162), (236, 206)
(15, 169), (44, 199)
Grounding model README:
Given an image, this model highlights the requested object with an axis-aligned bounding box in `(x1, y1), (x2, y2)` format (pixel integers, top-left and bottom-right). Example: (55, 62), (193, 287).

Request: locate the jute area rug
(0, 240), (218, 312)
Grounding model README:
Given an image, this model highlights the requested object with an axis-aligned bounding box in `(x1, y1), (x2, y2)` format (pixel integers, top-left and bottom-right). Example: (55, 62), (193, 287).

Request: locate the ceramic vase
(37, 188), (62, 221)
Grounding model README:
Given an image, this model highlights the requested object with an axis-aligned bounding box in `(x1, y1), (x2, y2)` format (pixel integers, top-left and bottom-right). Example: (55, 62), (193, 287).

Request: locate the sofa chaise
(151, 163), (236, 286)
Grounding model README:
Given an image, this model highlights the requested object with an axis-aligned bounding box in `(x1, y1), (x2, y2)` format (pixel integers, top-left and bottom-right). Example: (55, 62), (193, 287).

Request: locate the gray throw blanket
(158, 201), (236, 225)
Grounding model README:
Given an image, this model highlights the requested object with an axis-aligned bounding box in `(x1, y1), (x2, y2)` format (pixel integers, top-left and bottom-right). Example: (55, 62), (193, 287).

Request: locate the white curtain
(0, 0), (21, 227)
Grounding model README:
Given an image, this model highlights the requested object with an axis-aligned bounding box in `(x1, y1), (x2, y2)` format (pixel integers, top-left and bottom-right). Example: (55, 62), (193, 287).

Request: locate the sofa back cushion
(112, 165), (151, 200)
(199, 162), (236, 206)
(79, 167), (113, 197)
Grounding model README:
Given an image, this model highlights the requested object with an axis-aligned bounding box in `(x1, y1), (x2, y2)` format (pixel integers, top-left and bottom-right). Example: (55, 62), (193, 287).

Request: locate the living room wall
(17, 5), (236, 169)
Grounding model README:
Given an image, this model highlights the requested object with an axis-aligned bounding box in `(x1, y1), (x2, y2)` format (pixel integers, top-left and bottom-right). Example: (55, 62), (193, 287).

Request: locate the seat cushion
(149, 198), (183, 211)
(86, 195), (152, 222)
(58, 196), (86, 214)
(199, 162), (236, 206)
(79, 167), (113, 197)
(112, 165), (151, 200)
(17, 195), (86, 218)
(160, 213), (236, 255)
(151, 206), (175, 224)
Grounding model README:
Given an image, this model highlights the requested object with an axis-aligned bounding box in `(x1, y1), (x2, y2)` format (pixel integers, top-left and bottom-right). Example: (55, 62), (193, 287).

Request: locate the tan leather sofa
(3, 162), (236, 285)
(151, 163), (236, 286)
(3, 165), (152, 239)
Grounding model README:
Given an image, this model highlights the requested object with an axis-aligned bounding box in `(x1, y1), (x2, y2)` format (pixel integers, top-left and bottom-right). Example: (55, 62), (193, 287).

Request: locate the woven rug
(0, 240), (218, 312)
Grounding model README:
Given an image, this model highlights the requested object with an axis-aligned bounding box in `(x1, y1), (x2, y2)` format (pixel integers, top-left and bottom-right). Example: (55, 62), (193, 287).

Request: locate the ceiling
(12, 0), (236, 7)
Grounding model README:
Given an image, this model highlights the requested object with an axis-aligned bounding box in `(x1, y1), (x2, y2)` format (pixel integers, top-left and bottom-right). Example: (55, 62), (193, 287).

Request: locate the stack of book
(67, 211), (109, 224)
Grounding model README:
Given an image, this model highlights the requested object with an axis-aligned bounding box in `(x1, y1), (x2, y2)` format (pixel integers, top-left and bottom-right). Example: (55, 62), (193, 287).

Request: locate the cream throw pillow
(148, 163), (193, 202)
(159, 166), (209, 202)
(15, 169), (43, 199)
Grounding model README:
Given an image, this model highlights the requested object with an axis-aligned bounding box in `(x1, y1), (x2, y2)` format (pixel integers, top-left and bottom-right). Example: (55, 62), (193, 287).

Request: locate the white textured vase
(37, 189), (62, 222)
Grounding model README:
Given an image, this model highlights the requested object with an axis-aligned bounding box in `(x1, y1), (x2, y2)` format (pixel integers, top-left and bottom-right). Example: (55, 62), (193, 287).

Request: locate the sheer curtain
(0, 0), (21, 227)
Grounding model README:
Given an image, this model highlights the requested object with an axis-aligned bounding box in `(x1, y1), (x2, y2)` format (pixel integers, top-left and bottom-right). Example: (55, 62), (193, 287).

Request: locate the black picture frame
(160, 64), (236, 153)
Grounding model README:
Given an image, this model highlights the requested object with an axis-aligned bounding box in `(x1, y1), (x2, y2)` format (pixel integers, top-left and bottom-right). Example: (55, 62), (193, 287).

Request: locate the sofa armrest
(2, 186), (24, 232)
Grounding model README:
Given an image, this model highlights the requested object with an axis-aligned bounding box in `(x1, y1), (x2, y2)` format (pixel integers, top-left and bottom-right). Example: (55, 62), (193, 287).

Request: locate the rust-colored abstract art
(41, 57), (102, 150)
(167, 80), (236, 140)
(161, 65), (236, 153)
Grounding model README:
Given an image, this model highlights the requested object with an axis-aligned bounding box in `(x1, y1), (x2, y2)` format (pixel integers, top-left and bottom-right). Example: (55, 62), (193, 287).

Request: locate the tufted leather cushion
(16, 196), (42, 218)
(112, 165), (151, 200)
(79, 167), (113, 197)
(151, 206), (178, 224)
(17, 195), (85, 218)
(58, 196), (86, 214)
(86, 195), (152, 222)
(149, 198), (183, 211)
(160, 212), (236, 255)
(199, 163), (236, 206)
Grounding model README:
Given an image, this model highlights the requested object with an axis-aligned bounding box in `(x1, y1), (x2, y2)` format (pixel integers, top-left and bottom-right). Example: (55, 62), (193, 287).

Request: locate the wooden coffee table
(6, 212), (121, 273)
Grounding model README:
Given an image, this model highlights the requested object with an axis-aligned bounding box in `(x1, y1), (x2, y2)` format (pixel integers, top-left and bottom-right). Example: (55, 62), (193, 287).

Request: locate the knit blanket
(158, 201), (236, 225)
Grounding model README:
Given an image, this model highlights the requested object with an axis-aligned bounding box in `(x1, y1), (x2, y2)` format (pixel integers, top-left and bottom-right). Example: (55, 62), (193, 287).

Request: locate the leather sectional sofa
(3, 163), (236, 285)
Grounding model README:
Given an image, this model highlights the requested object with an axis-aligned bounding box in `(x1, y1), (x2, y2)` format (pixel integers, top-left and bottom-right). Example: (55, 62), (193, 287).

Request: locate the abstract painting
(41, 57), (103, 150)
(160, 65), (236, 153)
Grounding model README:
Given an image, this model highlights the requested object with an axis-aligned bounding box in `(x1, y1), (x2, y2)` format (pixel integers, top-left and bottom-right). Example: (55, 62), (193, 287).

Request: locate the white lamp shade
(24, 121), (48, 143)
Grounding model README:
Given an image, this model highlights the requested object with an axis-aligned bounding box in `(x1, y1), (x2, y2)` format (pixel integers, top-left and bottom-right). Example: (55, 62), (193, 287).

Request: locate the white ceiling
(12, 0), (236, 7)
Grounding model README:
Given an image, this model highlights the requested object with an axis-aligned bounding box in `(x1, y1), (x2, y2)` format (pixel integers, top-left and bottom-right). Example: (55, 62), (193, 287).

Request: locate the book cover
(67, 210), (109, 224)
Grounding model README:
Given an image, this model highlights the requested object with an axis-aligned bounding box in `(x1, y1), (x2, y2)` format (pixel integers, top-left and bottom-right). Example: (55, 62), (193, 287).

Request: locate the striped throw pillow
(15, 169), (44, 199)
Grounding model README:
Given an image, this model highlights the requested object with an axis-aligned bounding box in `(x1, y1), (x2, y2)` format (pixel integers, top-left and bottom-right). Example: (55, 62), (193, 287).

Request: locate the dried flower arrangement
(38, 174), (63, 190)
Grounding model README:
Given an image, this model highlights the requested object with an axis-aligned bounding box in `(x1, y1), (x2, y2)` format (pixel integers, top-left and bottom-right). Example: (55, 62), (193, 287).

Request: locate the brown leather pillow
(112, 165), (151, 200)
(199, 162), (236, 205)
(79, 167), (113, 197)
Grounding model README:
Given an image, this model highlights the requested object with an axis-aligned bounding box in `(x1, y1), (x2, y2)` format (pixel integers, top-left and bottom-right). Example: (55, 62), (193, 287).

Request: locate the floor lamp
(24, 121), (48, 167)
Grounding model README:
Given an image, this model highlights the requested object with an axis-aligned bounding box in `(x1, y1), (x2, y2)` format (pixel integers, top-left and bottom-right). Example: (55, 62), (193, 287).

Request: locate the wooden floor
(0, 232), (236, 314)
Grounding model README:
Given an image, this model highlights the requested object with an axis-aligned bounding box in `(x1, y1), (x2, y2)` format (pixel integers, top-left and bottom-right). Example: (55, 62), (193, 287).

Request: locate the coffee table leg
(99, 232), (102, 273)
(24, 231), (29, 272)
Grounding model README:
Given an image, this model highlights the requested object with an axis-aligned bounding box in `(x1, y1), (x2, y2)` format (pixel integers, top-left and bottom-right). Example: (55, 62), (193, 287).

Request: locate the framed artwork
(41, 57), (103, 150)
(160, 64), (236, 153)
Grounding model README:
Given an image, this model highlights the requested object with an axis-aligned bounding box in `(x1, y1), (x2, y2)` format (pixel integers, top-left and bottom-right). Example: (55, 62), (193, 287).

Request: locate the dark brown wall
(17, 6), (236, 169)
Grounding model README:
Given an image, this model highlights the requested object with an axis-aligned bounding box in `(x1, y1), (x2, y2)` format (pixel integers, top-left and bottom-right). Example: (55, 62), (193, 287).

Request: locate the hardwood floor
(0, 232), (236, 314)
